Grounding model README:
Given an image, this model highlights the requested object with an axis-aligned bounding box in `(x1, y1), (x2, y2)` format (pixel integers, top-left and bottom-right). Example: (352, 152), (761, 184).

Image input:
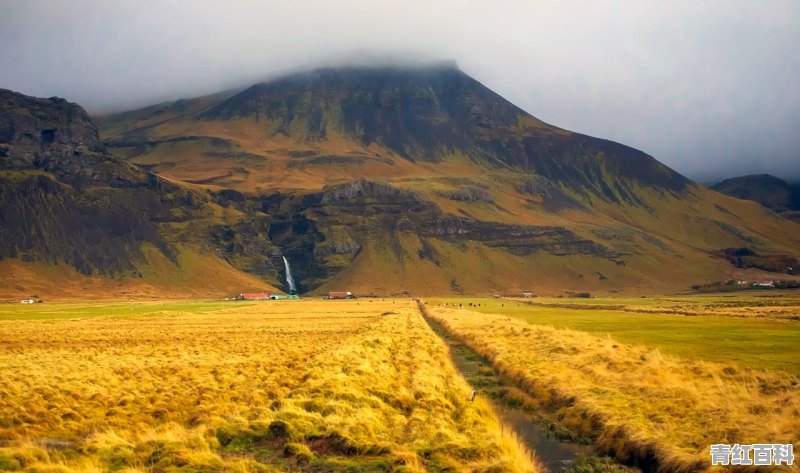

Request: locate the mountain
(100, 64), (688, 201)
(712, 174), (800, 222)
(4, 64), (799, 298)
(0, 88), (282, 300)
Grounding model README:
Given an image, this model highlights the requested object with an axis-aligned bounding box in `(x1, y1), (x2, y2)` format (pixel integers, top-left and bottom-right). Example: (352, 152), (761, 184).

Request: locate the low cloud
(1, 0), (798, 181)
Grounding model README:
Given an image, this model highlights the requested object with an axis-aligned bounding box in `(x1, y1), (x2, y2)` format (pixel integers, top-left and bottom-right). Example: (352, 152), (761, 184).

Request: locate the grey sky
(1, 0), (798, 182)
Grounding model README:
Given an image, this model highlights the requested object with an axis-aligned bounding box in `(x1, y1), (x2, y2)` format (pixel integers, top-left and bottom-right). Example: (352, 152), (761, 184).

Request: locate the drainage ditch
(422, 312), (638, 473)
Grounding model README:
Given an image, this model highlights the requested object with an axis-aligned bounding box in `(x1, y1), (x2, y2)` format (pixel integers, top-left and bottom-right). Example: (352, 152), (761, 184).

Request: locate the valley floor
(0, 294), (798, 472)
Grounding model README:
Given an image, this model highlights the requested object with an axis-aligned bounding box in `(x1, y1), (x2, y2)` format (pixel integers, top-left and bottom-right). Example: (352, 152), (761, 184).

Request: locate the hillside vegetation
(93, 65), (800, 296)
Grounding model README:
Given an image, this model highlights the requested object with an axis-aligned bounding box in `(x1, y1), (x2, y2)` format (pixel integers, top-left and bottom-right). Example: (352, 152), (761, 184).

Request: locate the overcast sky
(1, 0), (798, 182)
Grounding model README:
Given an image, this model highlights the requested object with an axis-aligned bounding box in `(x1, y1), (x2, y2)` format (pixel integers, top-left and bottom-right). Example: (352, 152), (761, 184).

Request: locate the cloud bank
(1, 0), (798, 181)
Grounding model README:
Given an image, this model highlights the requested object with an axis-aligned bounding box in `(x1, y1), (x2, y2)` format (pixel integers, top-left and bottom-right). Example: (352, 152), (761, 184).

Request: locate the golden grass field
(420, 300), (800, 472)
(3, 295), (799, 472)
(0, 300), (536, 472)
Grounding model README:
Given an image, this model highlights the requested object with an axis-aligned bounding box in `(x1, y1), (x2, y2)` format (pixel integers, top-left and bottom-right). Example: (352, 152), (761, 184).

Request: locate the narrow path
(424, 316), (589, 472)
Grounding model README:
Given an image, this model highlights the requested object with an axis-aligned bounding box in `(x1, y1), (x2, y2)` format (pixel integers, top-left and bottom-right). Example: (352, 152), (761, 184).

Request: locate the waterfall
(282, 256), (296, 293)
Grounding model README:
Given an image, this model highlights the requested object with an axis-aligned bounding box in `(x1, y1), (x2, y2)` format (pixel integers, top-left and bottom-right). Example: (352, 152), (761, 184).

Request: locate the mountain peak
(198, 65), (688, 196)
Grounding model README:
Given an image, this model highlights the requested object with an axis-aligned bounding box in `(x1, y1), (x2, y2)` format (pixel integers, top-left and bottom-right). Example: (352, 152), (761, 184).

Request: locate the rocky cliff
(0, 89), (281, 298)
(0, 89), (150, 188)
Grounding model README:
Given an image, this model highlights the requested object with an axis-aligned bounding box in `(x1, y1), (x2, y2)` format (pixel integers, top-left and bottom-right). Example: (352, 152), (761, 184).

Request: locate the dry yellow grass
(422, 304), (800, 472)
(504, 294), (800, 321)
(0, 300), (537, 472)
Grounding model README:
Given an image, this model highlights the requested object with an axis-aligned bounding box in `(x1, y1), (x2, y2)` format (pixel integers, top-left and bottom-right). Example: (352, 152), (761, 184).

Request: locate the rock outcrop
(0, 89), (283, 288)
(0, 89), (148, 188)
(257, 179), (622, 291)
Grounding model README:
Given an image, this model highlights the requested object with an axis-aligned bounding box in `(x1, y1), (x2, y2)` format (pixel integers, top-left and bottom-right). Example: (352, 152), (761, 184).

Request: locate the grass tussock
(0, 300), (537, 472)
(423, 304), (800, 472)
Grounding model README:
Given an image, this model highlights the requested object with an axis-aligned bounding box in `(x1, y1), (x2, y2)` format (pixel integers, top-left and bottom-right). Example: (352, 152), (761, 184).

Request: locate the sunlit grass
(422, 303), (800, 472)
(0, 300), (537, 472)
(0, 300), (241, 320)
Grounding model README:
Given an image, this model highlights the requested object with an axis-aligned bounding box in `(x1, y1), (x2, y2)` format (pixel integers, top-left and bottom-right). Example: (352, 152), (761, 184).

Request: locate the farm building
(326, 291), (354, 299)
(237, 292), (271, 300)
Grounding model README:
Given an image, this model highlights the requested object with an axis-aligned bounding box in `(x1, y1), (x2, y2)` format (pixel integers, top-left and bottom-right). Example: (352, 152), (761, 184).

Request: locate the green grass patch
(430, 296), (800, 372)
(0, 300), (256, 321)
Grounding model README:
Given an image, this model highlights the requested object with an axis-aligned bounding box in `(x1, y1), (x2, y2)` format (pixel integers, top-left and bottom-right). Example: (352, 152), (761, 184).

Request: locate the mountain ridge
(2, 65), (799, 298)
(96, 64), (800, 294)
(712, 174), (800, 218)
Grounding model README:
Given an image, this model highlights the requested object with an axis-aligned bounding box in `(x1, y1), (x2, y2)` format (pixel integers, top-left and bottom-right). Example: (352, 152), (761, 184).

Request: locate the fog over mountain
(1, 0), (798, 181)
